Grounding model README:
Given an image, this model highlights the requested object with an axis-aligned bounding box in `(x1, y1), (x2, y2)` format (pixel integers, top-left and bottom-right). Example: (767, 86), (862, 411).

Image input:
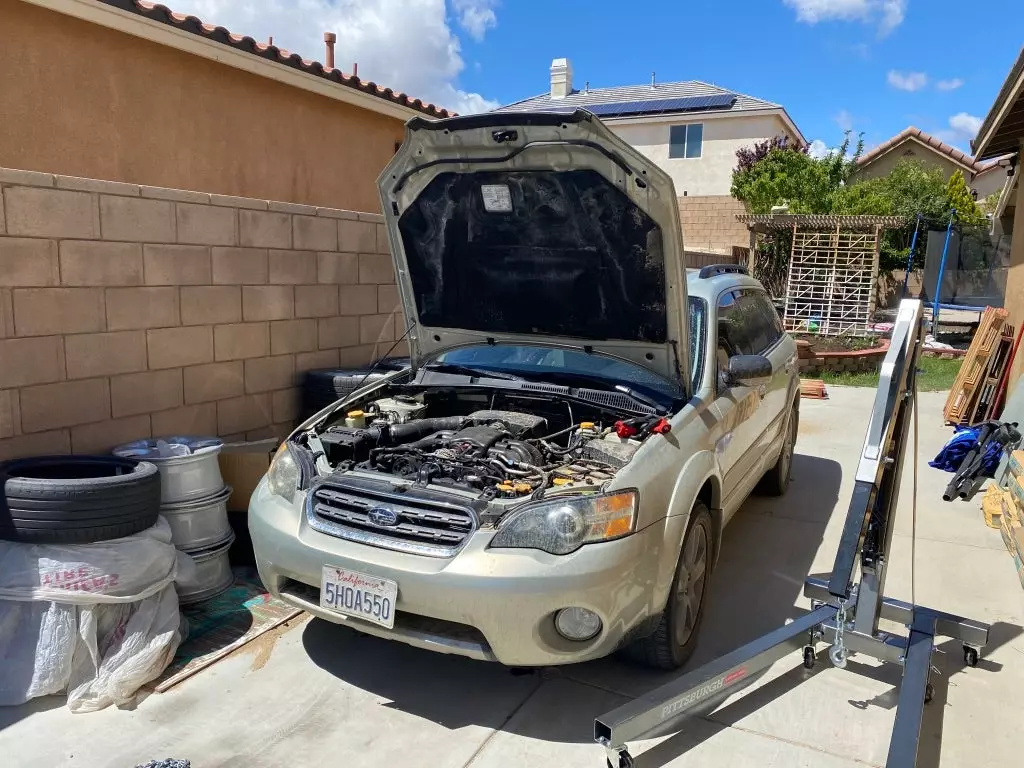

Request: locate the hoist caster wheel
(608, 751), (635, 768)
(803, 646), (816, 669)
(963, 645), (979, 667)
(924, 682), (934, 704)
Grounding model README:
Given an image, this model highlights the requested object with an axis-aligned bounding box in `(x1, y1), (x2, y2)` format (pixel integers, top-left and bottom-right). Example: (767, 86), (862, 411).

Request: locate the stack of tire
(301, 356), (410, 420)
(0, 455), (183, 712)
(0, 456), (160, 545)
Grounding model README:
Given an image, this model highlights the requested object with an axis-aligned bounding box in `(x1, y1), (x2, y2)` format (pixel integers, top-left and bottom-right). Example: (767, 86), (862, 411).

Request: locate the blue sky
(173, 1), (1019, 155)
(453, 0), (1020, 155)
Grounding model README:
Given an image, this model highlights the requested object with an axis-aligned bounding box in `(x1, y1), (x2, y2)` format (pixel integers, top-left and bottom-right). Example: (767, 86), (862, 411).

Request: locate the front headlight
(490, 490), (637, 555)
(267, 442), (300, 502)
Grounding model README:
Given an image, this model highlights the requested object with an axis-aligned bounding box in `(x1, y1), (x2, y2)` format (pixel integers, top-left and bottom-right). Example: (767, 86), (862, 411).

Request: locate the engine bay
(299, 386), (670, 500)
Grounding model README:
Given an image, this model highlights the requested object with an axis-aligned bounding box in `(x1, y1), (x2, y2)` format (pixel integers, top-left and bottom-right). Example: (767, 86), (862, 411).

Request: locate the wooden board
(968, 333), (1015, 423)
(944, 307), (1009, 424)
(150, 575), (304, 693)
(800, 379), (828, 399)
(982, 485), (1004, 529)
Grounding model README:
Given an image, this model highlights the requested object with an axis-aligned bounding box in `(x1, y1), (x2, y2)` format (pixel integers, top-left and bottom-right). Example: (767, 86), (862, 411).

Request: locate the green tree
(731, 132), (863, 214)
(831, 159), (951, 271)
(980, 191), (1002, 216)
(944, 169), (986, 227)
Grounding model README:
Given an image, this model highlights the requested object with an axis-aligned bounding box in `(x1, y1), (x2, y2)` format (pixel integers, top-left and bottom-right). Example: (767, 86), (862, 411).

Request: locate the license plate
(320, 566), (398, 629)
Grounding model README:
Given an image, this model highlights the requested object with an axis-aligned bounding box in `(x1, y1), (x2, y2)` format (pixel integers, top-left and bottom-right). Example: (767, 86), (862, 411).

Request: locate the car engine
(313, 400), (647, 499)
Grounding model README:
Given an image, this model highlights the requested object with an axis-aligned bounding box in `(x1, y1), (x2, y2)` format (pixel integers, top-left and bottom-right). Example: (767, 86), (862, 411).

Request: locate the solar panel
(583, 94), (737, 117)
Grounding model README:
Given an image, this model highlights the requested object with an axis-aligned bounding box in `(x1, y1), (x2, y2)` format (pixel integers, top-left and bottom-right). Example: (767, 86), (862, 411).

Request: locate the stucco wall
(1002, 166), (1024, 390)
(0, 0), (406, 214)
(974, 168), (1012, 200)
(856, 148), (962, 183)
(608, 114), (794, 197)
(0, 167), (402, 460)
(855, 145), (1007, 199)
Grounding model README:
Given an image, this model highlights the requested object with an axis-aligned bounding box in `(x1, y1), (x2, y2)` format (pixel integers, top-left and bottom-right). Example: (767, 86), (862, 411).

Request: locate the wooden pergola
(737, 214), (909, 336)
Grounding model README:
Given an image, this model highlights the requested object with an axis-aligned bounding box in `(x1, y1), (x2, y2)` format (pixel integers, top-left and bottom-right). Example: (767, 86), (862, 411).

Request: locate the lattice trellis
(782, 225), (881, 336)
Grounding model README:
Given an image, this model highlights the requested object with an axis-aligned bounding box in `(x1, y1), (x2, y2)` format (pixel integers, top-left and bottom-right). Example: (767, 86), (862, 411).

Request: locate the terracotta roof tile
(857, 127), (987, 174)
(99, 0), (453, 118)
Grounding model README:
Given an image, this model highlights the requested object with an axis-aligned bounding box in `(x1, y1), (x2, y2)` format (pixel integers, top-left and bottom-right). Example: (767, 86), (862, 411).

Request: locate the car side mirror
(723, 355), (773, 388)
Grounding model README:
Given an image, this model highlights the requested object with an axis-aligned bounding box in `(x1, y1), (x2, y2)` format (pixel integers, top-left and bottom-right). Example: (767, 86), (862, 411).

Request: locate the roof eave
(29, 0), (446, 121)
(601, 105), (806, 144)
(973, 46), (1024, 160)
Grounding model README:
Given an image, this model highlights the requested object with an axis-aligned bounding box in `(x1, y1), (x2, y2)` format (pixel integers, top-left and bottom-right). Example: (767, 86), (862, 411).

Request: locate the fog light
(554, 607), (602, 641)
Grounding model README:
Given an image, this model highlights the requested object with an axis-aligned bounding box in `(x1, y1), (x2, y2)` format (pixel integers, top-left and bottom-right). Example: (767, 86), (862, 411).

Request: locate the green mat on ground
(151, 569), (303, 692)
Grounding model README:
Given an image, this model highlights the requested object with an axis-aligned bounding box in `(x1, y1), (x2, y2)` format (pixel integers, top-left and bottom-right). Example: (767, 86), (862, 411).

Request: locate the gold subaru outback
(249, 110), (799, 669)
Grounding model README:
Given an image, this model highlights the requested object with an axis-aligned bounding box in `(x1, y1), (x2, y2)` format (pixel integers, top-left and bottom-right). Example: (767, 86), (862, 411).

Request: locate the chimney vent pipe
(323, 32), (336, 70)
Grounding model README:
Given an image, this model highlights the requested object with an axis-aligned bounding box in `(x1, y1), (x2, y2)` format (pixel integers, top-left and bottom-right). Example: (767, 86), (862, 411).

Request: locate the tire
(760, 403), (798, 496)
(0, 456), (160, 544)
(626, 503), (714, 670)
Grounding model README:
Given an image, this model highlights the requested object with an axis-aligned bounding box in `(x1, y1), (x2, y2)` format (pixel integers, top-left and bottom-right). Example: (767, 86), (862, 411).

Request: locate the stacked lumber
(981, 485), (1005, 530)
(996, 451), (1024, 590)
(800, 379), (828, 400)
(943, 307), (1012, 425)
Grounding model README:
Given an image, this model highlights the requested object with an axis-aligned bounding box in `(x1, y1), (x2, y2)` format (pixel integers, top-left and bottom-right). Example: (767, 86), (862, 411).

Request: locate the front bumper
(249, 479), (678, 666)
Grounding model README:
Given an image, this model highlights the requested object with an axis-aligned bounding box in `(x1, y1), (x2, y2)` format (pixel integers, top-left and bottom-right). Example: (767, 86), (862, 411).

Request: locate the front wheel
(760, 403), (798, 496)
(626, 503), (713, 669)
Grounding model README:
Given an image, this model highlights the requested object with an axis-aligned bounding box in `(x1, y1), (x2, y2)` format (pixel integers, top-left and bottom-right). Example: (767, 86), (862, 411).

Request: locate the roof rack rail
(697, 264), (748, 279)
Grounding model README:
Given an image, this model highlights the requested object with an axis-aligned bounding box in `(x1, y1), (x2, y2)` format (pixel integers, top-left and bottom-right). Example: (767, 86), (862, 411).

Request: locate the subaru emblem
(368, 506), (400, 527)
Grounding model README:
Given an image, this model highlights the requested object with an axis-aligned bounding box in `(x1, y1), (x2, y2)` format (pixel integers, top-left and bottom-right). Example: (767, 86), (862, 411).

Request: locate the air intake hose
(385, 416), (469, 445)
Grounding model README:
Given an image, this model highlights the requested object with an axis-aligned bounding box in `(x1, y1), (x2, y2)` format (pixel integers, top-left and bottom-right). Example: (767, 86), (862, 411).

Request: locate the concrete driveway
(2, 386), (1022, 767)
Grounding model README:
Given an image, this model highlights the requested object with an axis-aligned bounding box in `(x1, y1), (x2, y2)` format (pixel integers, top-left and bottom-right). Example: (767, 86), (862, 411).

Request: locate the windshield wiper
(422, 362), (525, 381)
(613, 384), (669, 415)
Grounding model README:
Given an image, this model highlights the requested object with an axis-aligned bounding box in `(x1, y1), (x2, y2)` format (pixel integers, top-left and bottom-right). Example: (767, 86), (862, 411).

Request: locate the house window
(669, 124), (703, 159)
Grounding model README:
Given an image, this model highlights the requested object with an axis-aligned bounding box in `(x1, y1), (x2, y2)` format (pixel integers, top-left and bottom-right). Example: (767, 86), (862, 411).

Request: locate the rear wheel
(627, 503), (713, 669)
(760, 403), (798, 496)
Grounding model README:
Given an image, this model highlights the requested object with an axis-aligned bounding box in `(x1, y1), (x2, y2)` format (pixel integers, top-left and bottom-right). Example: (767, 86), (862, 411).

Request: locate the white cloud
(783, 0), (907, 36)
(168, 0), (499, 114)
(452, 0), (498, 41)
(887, 70), (928, 91)
(808, 139), (829, 158)
(936, 78), (964, 91)
(948, 112), (983, 139)
(834, 109), (854, 132)
(878, 0), (906, 35)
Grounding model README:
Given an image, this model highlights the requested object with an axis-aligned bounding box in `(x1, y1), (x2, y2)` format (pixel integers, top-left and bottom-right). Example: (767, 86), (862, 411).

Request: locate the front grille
(306, 480), (476, 557)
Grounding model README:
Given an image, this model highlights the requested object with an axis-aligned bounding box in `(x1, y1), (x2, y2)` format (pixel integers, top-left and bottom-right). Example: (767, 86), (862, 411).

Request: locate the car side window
(750, 291), (784, 348)
(717, 289), (779, 386)
(717, 290), (749, 360)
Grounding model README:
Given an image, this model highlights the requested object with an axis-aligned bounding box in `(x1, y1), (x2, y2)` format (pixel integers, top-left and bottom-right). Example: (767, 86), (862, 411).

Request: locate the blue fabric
(929, 427), (1003, 475)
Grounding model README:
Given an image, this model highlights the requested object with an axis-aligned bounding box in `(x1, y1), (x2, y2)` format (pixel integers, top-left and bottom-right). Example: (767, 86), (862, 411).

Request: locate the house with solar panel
(494, 58), (805, 261)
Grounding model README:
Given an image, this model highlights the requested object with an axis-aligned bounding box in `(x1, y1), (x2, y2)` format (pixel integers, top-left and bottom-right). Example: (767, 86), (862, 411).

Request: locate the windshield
(433, 297), (707, 400)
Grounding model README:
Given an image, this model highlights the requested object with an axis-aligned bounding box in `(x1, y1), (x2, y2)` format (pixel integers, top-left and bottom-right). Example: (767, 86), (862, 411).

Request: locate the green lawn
(818, 356), (962, 392)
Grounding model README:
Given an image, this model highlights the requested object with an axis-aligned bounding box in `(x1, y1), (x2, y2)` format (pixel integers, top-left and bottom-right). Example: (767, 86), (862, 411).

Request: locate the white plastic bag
(0, 519), (185, 711)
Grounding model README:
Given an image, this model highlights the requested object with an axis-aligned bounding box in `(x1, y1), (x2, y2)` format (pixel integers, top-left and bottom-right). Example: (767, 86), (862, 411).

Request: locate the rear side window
(717, 289), (776, 356)
(750, 291), (784, 348)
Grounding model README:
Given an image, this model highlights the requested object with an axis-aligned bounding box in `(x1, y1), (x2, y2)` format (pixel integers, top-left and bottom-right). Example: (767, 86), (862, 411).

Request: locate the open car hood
(377, 110), (691, 391)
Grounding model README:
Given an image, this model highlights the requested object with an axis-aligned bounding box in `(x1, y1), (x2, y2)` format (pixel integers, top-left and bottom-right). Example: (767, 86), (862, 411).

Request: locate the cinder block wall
(0, 167), (402, 460)
(678, 195), (749, 256)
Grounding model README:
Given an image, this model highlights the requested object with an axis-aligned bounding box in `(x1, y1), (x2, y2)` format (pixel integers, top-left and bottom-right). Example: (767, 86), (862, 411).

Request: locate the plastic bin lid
(113, 436), (223, 460)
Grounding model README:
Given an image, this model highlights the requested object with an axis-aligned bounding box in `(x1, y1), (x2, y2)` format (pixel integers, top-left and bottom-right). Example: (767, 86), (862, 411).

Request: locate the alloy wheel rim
(781, 416), (795, 478)
(675, 523), (708, 647)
